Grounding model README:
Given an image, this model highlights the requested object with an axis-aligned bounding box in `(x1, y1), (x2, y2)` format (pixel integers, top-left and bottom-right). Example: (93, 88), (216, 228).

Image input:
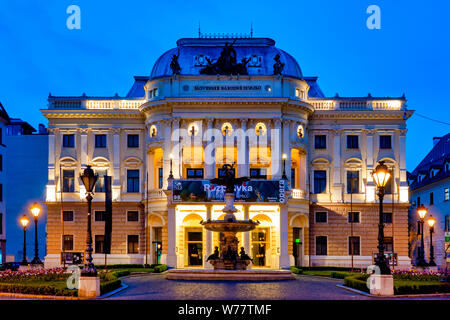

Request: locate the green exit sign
(446, 232), (450, 242)
(295, 238), (301, 244)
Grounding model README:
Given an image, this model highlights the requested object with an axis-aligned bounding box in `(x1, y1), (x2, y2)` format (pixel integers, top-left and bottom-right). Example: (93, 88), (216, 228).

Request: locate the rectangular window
(385, 176), (393, 194)
(347, 171), (359, 194)
(348, 212), (360, 223)
(127, 211), (139, 222)
(187, 168), (204, 179)
(291, 168), (296, 188)
(0, 213), (2, 235)
(158, 168), (163, 189)
(249, 168), (267, 179)
(127, 134), (139, 148)
(445, 188), (449, 201)
(430, 192), (434, 205)
(63, 170), (75, 192)
(347, 135), (359, 149)
(315, 212), (327, 223)
(417, 196), (421, 206)
(95, 134), (107, 148)
(314, 135), (326, 149)
(62, 211), (74, 222)
(95, 211), (106, 222)
(380, 135), (392, 149)
(127, 170), (140, 193)
(95, 235), (105, 254)
(63, 134), (74, 148)
(383, 212), (393, 224)
(0, 184), (2, 201)
(316, 236), (327, 255)
(313, 170), (327, 194)
(219, 168), (235, 178)
(445, 215), (449, 232)
(348, 236), (361, 256)
(0, 154), (3, 171)
(94, 170), (107, 193)
(128, 235), (139, 254)
(62, 235), (74, 251)
(383, 237), (393, 252)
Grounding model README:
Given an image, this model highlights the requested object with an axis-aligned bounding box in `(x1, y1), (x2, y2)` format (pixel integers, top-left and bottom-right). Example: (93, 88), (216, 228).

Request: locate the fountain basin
(201, 220), (259, 233)
(166, 269), (295, 281)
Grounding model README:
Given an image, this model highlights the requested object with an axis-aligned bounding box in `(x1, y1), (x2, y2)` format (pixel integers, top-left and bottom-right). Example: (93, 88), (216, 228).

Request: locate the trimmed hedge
(344, 274), (370, 293)
(0, 282), (77, 296)
(153, 265), (168, 273)
(96, 264), (146, 269)
(394, 281), (450, 295)
(289, 266), (303, 274)
(301, 266), (364, 272)
(330, 271), (353, 279)
(100, 278), (122, 295)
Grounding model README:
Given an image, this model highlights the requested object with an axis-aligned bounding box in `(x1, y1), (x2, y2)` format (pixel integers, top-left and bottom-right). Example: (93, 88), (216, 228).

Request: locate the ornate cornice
(42, 109), (144, 120)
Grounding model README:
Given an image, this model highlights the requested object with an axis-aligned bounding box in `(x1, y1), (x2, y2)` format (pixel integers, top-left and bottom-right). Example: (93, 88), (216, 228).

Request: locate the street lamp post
(30, 202), (43, 265)
(282, 153), (287, 180)
(427, 215), (436, 266)
(80, 165), (98, 276)
(20, 215), (30, 266)
(372, 161), (392, 275)
(416, 204), (428, 266)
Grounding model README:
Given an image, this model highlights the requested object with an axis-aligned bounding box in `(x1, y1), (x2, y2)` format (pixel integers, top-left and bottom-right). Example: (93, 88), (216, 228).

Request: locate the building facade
(4, 119), (48, 261)
(43, 37), (412, 269)
(0, 103), (10, 264)
(408, 135), (450, 269)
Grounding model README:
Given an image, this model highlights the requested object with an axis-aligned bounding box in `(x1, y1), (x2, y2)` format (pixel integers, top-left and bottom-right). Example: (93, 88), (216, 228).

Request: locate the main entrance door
(251, 227), (270, 267)
(185, 228), (203, 267)
(293, 227), (302, 266)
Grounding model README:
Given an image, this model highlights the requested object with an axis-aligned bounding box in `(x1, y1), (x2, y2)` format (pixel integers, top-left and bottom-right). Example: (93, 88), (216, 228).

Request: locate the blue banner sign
(172, 179), (287, 203)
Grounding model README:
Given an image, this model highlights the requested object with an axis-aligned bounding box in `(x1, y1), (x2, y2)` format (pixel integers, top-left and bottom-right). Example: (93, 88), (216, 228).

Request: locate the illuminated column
(282, 120), (291, 181)
(147, 150), (155, 190)
(243, 205), (250, 260)
(398, 129), (409, 202)
(279, 205), (290, 269)
(365, 129), (376, 202)
(162, 120), (172, 189)
(205, 118), (216, 179)
(271, 119), (282, 179)
(112, 128), (121, 201)
(166, 204), (177, 268)
(331, 129), (342, 202)
(299, 151), (307, 192)
(237, 118), (249, 177)
(172, 118), (181, 179)
(46, 129), (56, 202)
(80, 129), (88, 166)
(204, 205), (213, 269)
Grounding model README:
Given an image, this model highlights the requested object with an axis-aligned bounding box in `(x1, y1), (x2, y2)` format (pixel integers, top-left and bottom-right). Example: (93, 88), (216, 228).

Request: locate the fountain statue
(201, 164), (259, 270)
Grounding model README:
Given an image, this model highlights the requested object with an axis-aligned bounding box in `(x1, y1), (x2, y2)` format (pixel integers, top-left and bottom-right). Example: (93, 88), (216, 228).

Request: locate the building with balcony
(43, 36), (413, 269)
(0, 103), (9, 264)
(408, 134), (450, 269)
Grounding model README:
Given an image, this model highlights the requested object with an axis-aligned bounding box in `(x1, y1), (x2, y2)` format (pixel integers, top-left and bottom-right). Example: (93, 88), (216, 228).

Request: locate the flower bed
(392, 269), (449, 282)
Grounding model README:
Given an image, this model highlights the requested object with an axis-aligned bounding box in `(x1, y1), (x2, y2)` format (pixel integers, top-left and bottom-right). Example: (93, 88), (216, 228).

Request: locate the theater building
(43, 36), (413, 269)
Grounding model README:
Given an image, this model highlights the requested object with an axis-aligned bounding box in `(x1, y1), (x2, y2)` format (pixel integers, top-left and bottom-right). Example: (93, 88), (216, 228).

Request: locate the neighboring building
(43, 36), (413, 269)
(4, 119), (48, 261)
(408, 134), (450, 269)
(0, 103), (10, 263)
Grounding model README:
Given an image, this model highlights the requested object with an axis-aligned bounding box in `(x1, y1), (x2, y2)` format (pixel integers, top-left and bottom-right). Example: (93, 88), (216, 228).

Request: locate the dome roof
(150, 37), (303, 79)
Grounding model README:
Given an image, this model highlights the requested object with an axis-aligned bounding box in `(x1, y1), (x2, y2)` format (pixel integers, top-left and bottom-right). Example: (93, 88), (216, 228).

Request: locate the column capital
(205, 118), (215, 126)
(172, 118), (180, 126)
(111, 128), (121, 134)
(273, 118), (282, 127)
(239, 118), (249, 126)
(331, 128), (342, 136)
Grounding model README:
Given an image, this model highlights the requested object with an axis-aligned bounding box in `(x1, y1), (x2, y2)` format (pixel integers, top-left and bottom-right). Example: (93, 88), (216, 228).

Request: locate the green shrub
(302, 266), (363, 272)
(289, 266), (303, 274)
(344, 274), (370, 293)
(331, 271), (354, 279)
(394, 281), (450, 295)
(153, 264), (168, 273)
(0, 282), (77, 297)
(100, 279), (122, 295)
(96, 264), (145, 269)
(112, 270), (131, 278)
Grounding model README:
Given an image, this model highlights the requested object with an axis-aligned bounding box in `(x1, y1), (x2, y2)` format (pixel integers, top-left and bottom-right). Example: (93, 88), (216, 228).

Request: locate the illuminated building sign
(172, 179), (287, 203)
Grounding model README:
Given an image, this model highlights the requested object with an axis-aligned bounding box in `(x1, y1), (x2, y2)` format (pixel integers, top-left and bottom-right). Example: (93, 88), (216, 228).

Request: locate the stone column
(365, 129), (376, 202)
(172, 119), (181, 179)
(237, 118), (249, 177)
(243, 205), (250, 254)
(204, 118), (216, 179)
(46, 129), (56, 201)
(279, 204), (290, 269)
(80, 129), (88, 166)
(331, 129), (343, 202)
(162, 120), (172, 189)
(398, 129), (409, 202)
(282, 120), (291, 181)
(166, 204), (177, 268)
(204, 205), (213, 269)
(271, 119), (282, 179)
(112, 128), (121, 201)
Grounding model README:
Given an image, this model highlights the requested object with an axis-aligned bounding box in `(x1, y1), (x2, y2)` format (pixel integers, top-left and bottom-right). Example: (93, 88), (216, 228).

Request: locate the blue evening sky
(0, 0), (449, 171)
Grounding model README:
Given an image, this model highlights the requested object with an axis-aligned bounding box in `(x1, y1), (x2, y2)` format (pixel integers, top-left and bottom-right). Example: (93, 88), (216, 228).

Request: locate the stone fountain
(166, 164), (295, 280)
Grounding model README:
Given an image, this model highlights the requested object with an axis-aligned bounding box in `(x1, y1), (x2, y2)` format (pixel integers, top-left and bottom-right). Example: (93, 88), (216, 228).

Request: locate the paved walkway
(106, 274), (372, 300)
